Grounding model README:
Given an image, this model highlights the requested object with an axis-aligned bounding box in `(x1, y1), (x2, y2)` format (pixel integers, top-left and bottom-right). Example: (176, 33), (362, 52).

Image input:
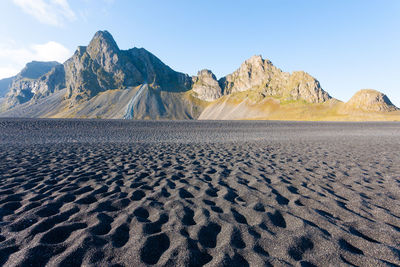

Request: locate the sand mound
(0, 119), (399, 266)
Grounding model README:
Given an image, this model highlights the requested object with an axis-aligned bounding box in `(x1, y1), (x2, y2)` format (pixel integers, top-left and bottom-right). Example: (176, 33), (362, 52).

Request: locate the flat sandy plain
(0, 119), (399, 267)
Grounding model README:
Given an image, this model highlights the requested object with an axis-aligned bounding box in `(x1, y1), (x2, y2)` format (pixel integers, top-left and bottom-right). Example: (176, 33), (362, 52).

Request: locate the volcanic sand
(0, 119), (399, 266)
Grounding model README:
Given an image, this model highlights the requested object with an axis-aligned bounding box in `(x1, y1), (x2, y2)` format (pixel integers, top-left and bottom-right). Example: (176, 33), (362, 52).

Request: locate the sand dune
(0, 119), (399, 266)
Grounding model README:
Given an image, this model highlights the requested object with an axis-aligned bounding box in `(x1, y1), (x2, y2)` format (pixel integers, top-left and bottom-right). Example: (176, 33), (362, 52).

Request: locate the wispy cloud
(0, 41), (71, 79)
(12, 0), (76, 27)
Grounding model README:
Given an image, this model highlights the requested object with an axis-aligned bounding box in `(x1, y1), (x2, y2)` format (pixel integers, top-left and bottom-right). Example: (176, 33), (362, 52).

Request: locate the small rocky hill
(344, 89), (398, 112)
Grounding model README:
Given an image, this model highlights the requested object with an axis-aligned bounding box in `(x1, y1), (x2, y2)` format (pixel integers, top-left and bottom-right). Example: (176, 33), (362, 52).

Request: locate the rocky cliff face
(64, 31), (191, 104)
(344, 89), (398, 112)
(286, 71), (330, 103)
(2, 61), (61, 110)
(128, 47), (192, 92)
(192, 69), (222, 101)
(33, 64), (66, 99)
(211, 55), (330, 103)
(64, 31), (139, 103)
(219, 55), (285, 95)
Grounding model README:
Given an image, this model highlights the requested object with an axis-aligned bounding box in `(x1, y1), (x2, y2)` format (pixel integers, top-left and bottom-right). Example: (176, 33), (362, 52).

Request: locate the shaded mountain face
(64, 31), (192, 104)
(2, 61), (62, 110)
(344, 89), (398, 112)
(0, 77), (14, 98)
(19, 61), (60, 79)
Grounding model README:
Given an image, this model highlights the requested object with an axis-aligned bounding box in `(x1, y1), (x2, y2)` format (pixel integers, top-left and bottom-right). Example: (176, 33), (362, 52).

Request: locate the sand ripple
(0, 119), (399, 266)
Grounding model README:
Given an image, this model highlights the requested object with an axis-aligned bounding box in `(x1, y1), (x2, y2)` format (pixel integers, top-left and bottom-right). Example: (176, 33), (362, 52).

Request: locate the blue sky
(0, 0), (399, 105)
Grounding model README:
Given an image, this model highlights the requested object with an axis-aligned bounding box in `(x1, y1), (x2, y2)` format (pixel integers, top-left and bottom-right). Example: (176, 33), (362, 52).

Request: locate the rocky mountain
(63, 31), (191, 106)
(0, 30), (398, 121)
(219, 55), (330, 103)
(1, 61), (62, 110)
(192, 69), (223, 101)
(0, 31), (199, 119)
(344, 89), (398, 112)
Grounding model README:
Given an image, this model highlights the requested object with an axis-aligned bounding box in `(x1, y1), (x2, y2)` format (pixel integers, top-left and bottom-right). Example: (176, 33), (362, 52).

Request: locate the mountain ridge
(0, 30), (398, 121)
(1, 61), (62, 110)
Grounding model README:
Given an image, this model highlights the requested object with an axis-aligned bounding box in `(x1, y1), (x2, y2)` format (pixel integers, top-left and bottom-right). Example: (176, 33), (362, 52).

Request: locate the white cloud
(31, 41), (71, 62)
(0, 41), (71, 79)
(12, 0), (76, 27)
(0, 67), (20, 79)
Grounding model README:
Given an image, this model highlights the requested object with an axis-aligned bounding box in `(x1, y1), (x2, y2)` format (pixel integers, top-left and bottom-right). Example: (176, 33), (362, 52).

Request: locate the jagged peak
(247, 54), (263, 61)
(230, 55), (277, 77)
(91, 31), (118, 46)
(192, 70), (222, 102)
(243, 54), (264, 66)
(87, 30), (120, 56)
(243, 55), (274, 66)
(196, 69), (217, 79)
(78, 30), (122, 75)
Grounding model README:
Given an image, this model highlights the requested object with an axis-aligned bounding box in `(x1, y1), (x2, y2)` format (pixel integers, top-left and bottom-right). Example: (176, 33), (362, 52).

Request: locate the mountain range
(0, 30), (399, 121)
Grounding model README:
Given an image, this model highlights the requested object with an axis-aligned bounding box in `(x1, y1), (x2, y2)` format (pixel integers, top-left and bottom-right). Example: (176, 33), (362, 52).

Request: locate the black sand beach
(0, 119), (399, 266)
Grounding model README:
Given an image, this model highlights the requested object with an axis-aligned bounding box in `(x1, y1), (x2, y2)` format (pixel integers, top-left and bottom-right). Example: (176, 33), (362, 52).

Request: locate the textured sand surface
(0, 119), (399, 266)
